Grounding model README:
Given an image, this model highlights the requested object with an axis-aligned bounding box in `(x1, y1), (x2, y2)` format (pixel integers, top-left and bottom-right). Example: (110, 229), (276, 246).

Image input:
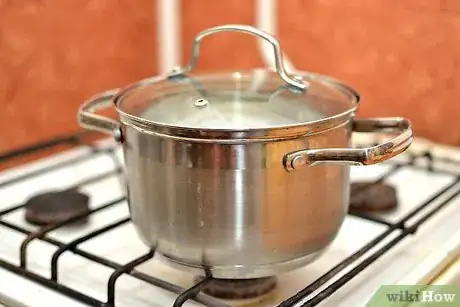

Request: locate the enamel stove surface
(0, 136), (460, 307)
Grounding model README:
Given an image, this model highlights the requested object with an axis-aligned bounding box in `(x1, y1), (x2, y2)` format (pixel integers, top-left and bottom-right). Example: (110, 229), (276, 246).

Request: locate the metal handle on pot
(283, 117), (413, 171)
(169, 24), (307, 91)
(77, 89), (123, 142)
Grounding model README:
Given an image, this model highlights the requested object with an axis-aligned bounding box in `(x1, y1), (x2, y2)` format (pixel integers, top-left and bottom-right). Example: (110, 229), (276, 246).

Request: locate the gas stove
(0, 132), (460, 307)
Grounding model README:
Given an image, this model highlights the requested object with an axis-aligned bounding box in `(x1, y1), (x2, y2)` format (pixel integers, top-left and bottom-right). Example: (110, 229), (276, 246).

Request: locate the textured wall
(278, 1), (460, 146)
(1, 0), (459, 155)
(0, 0), (157, 152)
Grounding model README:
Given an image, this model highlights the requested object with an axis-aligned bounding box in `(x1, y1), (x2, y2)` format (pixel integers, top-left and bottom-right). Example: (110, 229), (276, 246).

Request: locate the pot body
(123, 122), (352, 278)
(77, 25), (413, 279)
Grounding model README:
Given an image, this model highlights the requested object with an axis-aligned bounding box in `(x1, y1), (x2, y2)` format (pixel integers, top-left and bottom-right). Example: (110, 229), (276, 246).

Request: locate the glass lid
(116, 24), (359, 132)
(117, 70), (358, 130)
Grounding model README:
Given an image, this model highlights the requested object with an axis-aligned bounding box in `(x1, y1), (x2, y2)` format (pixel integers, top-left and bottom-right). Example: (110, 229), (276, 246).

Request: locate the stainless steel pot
(78, 25), (413, 278)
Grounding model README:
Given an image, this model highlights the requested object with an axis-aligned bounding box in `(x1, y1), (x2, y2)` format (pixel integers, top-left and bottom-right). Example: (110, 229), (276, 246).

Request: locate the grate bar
(278, 176), (460, 307)
(0, 203), (25, 216)
(386, 160), (458, 177)
(0, 147), (116, 189)
(1, 132), (460, 307)
(397, 177), (460, 225)
(106, 250), (155, 307)
(65, 167), (123, 191)
(51, 217), (130, 281)
(0, 167), (123, 218)
(0, 219), (226, 307)
(0, 257), (104, 307)
(20, 196), (126, 268)
(173, 277), (214, 307)
(304, 231), (412, 307)
(0, 133), (85, 163)
(303, 186), (460, 307)
(348, 212), (397, 227)
(127, 271), (229, 307)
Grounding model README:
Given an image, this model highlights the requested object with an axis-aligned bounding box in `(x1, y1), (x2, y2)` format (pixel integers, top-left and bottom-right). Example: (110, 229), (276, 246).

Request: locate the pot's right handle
(78, 89), (123, 141)
(283, 117), (413, 172)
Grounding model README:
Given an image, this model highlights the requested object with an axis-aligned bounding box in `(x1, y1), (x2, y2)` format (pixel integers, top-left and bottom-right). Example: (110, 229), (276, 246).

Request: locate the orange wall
(0, 1), (157, 153)
(1, 0), (459, 154)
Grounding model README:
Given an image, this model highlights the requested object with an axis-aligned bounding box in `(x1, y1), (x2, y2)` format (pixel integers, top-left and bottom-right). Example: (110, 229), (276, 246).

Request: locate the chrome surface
(78, 88), (122, 139)
(113, 70), (359, 141)
(160, 250), (326, 278)
(77, 23), (412, 279)
(79, 24), (360, 140)
(78, 103), (411, 278)
(168, 24), (307, 91)
(76, 72), (356, 143)
(123, 122), (351, 278)
(283, 117), (413, 171)
(78, 95), (411, 278)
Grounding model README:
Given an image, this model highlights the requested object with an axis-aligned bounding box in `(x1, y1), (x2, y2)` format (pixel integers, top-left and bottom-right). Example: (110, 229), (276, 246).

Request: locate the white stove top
(1, 137), (460, 307)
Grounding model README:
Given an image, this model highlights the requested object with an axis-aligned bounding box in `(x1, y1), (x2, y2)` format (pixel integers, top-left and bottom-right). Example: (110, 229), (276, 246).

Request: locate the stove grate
(0, 131), (459, 307)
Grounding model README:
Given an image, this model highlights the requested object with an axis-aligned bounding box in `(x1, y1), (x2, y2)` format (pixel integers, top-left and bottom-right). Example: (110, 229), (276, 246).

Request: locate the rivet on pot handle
(77, 89), (123, 142)
(283, 117), (413, 172)
(169, 24), (307, 91)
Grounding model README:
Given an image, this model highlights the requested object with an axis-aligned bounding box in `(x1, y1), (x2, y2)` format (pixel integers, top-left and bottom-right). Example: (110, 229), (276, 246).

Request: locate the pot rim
(113, 68), (360, 140)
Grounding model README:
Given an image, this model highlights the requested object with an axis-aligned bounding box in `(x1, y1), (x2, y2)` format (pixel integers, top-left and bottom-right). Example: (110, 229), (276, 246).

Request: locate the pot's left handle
(78, 89), (123, 142)
(283, 117), (413, 172)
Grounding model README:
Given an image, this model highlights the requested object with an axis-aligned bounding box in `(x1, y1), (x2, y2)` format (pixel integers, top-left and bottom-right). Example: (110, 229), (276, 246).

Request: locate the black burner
(350, 181), (398, 212)
(195, 276), (277, 299)
(24, 190), (90, 226)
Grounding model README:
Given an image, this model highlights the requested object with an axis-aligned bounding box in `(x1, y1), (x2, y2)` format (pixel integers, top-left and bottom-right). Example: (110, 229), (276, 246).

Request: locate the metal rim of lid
(113, 69), (360, 142)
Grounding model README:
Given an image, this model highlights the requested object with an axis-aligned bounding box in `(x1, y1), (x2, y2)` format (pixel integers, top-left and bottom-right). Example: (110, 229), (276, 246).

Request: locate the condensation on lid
(117, 70), (358, 130)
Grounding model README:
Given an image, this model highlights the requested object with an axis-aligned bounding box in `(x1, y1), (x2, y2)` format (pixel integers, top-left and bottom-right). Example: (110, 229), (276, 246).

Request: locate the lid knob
(194, 98), (209, 108)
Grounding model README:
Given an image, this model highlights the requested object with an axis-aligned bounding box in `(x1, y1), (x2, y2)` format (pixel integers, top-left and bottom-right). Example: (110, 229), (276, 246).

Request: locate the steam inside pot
(119, 70), (356, 130)
(140, 90), (326, 129)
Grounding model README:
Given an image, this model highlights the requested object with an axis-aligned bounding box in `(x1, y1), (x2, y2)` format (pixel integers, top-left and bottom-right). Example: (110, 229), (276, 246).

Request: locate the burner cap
(195, 276), (277, 300)
(24, 190), (90, 226)
(350, 182), (398, 212)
